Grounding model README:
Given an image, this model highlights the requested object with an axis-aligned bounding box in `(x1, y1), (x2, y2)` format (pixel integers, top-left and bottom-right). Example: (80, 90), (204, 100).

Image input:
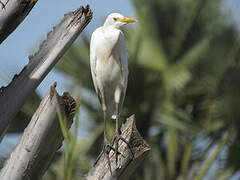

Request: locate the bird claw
(113, 134), (134, 168)
(93, 142), (124, 176)
(0, 1), (6, 9)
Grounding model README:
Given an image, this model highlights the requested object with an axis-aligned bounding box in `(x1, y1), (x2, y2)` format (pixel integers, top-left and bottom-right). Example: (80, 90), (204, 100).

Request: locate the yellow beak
(116, 17), (137, 23)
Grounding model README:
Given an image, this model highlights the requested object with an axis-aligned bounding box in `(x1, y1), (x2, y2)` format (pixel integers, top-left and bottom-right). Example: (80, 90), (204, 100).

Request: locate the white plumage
(90, 13), (136, 125)
(90, 13), (136, 167)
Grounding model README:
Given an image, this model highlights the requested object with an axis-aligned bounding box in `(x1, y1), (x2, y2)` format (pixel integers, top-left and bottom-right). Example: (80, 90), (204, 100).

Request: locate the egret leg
(114, 107), (120, 167)
(114, 103), (134, 168)
(103, 110), (113, 175)
(103, 110), (108, 144)
(93, 109), (124, 176)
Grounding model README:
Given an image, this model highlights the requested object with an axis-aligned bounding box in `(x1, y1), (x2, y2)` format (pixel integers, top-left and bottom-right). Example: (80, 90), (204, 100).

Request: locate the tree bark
(0, 5), (92, 140)
(85, 115), (151, 180)
(0, 0), (38, 44)
(0, 83), (76, 180)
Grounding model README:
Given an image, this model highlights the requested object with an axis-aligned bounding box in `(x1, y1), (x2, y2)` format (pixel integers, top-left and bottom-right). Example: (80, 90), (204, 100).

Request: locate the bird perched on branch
(90, 13), (136, 171)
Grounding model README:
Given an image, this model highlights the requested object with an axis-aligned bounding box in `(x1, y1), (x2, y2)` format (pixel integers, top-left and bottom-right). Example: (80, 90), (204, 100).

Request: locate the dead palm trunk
(0, 0), (38, 44)
(0, 5), (92, 140)
(0, 83), (76, 180)
(86, 115), (151, 180)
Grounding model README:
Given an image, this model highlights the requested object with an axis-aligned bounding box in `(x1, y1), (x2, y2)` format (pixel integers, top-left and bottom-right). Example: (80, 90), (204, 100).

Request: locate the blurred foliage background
(4, 0), (240, 179)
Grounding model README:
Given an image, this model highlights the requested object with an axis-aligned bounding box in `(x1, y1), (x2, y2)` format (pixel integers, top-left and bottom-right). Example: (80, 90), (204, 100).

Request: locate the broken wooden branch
(0, 0), (38, 43)
(0, 5), (92, 139)
(0, 83), (76, 180)
(85, 115), (151, 180)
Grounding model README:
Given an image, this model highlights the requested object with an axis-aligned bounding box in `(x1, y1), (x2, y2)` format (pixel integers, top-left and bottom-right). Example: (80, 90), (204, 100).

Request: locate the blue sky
(0, 0), (239, 142)
(0, 0), (134, 95)
(0, 0), (135, 155)
(0, 0), (239, 96)
(0, 2), (240, 177)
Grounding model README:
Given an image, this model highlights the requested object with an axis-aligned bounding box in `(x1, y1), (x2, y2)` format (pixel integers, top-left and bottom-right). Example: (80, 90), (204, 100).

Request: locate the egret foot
(113, 134), (134, 168)
(93, 142), (124, 176)
(0, 1), (6, 9)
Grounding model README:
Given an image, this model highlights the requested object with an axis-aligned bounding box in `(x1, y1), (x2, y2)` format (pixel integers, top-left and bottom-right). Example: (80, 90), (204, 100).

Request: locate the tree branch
(85, 115), (151, 180)
(0, 0), (38, 44)
(0, 5), (92, 139)
(0, 83), (76, 180)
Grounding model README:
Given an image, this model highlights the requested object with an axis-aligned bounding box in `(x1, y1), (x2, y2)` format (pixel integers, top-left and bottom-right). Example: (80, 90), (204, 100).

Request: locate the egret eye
(113, 17), (118, 21)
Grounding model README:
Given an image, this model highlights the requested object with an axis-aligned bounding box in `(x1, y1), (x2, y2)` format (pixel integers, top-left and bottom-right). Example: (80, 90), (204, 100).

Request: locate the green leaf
(165, 129), (178, 178)
(194, 133), (229, 180)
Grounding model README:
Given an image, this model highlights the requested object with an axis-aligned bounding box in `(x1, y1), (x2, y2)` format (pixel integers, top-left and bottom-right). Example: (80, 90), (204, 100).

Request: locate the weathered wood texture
(86, 115), (151, 180)
(0, 0), (38, 43)
(0, 84), (76, 180)
(0, 5), (92, 139)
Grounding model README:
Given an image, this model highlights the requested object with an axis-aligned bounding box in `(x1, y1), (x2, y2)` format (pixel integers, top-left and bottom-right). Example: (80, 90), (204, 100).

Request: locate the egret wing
(90, 30), (102, 104)
(115, 31), (129, 106)
(118, 32), (129, 91)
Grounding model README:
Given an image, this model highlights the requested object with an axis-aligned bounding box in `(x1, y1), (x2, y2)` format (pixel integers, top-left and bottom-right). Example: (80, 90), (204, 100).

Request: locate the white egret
(90, 13), (136, 170)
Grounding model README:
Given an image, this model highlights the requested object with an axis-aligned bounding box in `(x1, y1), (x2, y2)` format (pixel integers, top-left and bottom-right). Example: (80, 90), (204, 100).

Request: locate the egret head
(104, 13), (136, 29)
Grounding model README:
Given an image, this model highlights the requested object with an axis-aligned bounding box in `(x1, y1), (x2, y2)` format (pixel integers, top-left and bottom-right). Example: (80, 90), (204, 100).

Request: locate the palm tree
(45, 0), (240, 179)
